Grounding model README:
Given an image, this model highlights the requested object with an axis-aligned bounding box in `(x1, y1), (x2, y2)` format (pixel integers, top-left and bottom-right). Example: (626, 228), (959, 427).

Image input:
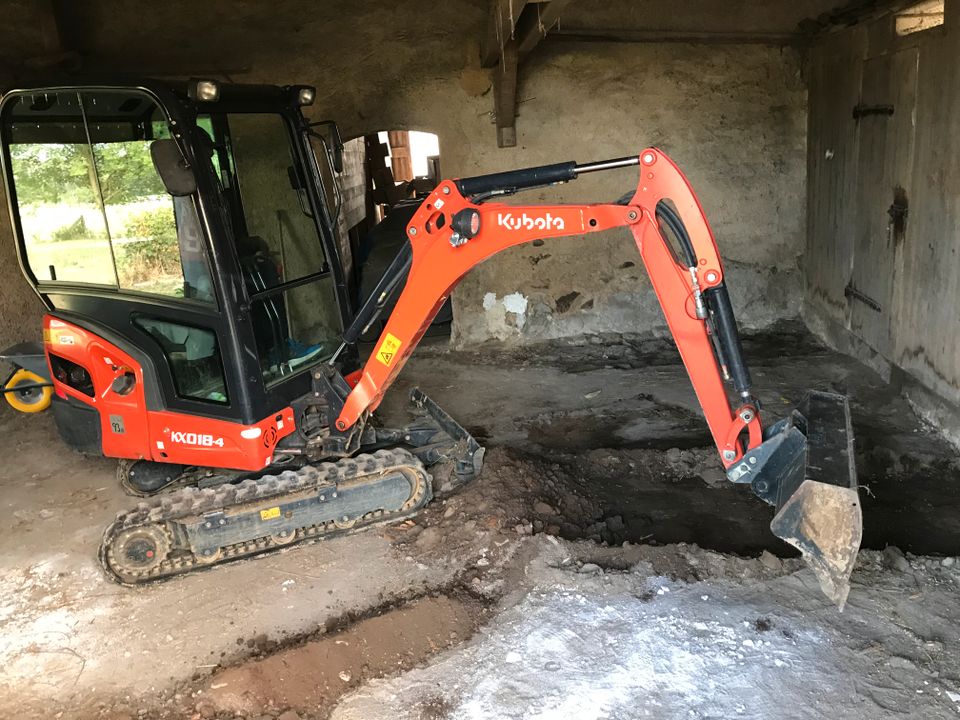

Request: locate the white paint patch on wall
(480, 292), (530, 338)
(501, 292), (528, 319)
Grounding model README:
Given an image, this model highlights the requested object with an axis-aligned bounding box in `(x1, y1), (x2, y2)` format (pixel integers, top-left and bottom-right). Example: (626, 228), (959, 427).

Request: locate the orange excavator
(0, 80), (861, 606)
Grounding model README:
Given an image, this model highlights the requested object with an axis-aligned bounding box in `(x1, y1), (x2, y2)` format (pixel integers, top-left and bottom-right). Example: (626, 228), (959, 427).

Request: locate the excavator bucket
(728, 391), (862, 609)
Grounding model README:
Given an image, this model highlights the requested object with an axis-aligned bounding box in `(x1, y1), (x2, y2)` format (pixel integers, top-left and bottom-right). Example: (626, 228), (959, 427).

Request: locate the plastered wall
(0, 1), (810, 353)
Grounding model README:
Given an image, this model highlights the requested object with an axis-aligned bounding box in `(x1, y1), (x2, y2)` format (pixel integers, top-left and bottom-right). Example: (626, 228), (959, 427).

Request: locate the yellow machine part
(4, 368), (53, 413)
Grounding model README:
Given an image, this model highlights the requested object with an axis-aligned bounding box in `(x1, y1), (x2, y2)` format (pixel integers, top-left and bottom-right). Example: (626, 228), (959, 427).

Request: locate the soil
(201, 594), (486, 719)
(2, 324), (960, 719)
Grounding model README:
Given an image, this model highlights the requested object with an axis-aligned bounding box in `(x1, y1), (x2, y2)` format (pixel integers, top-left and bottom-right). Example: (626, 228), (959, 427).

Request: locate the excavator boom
(332, 148), (862, 607)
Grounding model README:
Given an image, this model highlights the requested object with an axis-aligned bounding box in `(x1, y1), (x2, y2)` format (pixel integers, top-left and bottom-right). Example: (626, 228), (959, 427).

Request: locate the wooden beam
(493, 39), (519, 148)
(480, 0), (531, 68)
(515, 0), (575, 57)
(797, 0), (919, 34)
(24, 0), (81, 71)
(549, 28), (802, 46)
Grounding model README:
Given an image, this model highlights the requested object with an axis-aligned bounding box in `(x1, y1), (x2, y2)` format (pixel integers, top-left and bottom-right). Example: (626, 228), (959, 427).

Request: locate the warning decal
(259, 506), (281, 521)
(376, 333), (403, 366)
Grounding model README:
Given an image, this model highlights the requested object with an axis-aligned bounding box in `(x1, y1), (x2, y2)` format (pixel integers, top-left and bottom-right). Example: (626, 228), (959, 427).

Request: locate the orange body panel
(337, 148), (762, 466)
(43, 316), (295, 471)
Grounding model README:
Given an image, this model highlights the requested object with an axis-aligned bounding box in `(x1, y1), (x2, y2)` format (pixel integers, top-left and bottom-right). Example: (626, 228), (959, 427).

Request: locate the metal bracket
(844, 281), (882, 312)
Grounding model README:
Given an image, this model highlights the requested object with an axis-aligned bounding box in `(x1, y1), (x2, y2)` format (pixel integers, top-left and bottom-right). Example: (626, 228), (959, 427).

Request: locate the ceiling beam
(23, 0), (81, 71)
(797, 0), (920, 34)
(493, 39), (519, 148)
(480, 0), (531, 68)
(481, 0), (575, 147)
(548, 28), (801, 46)
(515, 0), (575, 57)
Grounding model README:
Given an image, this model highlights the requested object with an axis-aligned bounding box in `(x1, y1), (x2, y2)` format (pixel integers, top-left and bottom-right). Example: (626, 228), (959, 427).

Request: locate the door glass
(3, 89), (216, 302)
(82, 92), (216, 302)
(6, 92), (115, 284)
(210, 112), (343, 383)
(134, 317), (228, 404)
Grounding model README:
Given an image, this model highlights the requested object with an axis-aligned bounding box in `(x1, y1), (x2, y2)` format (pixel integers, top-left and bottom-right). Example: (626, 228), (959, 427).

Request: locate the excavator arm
(338, 149), (761, 465)
(333, 148), (862, 608)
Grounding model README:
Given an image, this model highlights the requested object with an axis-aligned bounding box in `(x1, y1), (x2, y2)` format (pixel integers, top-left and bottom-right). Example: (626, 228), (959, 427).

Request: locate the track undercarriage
(100, 388), (483, 585)
(101, 449), (432, 584)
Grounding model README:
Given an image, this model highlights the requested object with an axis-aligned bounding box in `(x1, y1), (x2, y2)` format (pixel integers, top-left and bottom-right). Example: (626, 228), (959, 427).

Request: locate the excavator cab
(0, 80), (358, 452)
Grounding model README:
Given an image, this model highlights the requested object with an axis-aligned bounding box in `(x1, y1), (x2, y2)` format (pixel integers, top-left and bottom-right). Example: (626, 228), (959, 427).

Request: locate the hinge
(887, 200), (908, 223)
(852, 104), (894, 120)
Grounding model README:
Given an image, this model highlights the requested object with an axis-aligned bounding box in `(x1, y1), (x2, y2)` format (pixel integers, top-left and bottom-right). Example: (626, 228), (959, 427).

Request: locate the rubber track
(100, 448), (431, 585)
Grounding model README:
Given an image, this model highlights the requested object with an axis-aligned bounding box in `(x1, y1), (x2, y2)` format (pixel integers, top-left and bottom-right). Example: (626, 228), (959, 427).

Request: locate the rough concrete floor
(0, 324), (958, 719)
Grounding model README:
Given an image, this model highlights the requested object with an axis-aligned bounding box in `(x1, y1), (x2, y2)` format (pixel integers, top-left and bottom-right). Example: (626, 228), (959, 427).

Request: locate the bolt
(332, 492), (338, 499)
(408, 227), (417, 236)
(337, 421), (346, 430)
(705, 271), (718, 283)
(204, 522), (211, 529)
(342, 515), (349, 522)
(722, 450), (737, 462)
(442, 186), (451, 195)
(755, 480), (769, 493)
(319, 494), (325, 501)
(749, 457), (757, 465)
(627, 210), (638, 221)
(740, 409), (755, 423)
(219, 518), (226, 526)
(642, 152), (655, 165)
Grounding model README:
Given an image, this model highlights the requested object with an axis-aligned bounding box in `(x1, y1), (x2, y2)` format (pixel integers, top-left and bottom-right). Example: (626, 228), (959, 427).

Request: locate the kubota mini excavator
(0, 80), (861, 606)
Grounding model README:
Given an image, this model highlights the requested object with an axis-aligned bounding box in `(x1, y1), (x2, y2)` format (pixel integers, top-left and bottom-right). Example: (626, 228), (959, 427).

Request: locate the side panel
(44, 316), (296, 471)
(45, 315), (152, 460)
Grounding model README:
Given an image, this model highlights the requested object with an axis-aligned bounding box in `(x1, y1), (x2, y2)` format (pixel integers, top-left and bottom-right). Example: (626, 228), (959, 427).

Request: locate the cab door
(1, 87), (242, 459)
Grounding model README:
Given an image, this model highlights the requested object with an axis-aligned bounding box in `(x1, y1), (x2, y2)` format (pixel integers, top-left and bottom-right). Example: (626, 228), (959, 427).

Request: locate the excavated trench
(407, 323), (960, 559)
(513, 395), (960, 558)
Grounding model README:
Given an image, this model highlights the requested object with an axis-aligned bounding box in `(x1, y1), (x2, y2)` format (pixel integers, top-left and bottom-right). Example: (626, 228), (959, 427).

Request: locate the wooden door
(848, 48), (918, 356)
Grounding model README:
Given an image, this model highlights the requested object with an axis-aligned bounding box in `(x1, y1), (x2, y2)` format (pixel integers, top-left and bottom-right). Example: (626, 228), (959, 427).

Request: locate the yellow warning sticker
(376, 333), (403, 366)
(259, 506), (281, 521)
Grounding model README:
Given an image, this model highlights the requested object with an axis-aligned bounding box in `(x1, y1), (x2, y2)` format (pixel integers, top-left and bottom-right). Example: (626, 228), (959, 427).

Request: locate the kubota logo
(497, 212), (565, 231)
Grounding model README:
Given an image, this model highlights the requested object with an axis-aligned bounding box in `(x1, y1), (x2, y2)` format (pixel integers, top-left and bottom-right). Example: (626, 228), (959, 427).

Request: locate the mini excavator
(0, 80), (862, 606)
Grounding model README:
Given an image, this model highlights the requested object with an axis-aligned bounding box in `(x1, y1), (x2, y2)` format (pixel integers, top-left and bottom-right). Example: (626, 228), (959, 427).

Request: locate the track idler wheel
(105, 525), (171, 577)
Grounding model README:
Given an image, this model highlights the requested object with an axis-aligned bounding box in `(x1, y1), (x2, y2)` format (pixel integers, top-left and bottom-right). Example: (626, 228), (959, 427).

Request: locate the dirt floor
(2, 323), (959, 719)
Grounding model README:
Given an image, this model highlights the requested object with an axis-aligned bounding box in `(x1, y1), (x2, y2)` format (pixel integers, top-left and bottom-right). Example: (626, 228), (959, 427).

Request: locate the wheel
(271, 529), (297, 545)
(333, 516), (357, 530)
(194, 547), (222, 564)
(106, 525), (171, 576)
(4, 369), (52, 413)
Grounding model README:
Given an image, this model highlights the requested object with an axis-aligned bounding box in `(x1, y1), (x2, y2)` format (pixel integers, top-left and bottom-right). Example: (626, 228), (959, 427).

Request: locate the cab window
(197, 112), (343, 384)
(3, 89), (215, 303)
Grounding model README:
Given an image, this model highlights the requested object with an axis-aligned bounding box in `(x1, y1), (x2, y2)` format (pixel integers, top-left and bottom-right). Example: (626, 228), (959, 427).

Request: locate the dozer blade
(728, 391), (862, 609)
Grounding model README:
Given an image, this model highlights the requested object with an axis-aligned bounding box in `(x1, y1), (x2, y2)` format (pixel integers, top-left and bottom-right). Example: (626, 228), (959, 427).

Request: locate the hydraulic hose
(656, 201), (752, 399)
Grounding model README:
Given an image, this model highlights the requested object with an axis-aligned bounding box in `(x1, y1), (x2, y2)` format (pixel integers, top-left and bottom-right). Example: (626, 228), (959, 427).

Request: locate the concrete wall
(0, 1), (809, 353)
(804, 3), (960, 439)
